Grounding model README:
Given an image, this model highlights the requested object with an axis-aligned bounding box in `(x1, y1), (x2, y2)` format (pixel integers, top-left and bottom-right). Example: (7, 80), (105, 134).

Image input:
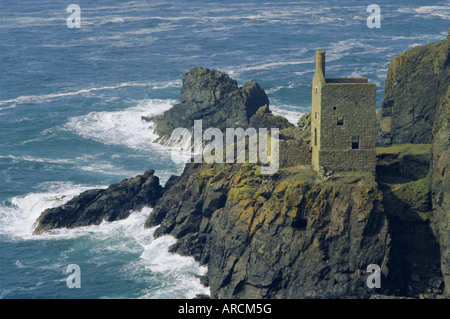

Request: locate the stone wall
(279, 139), (311, 167)
(310, 50), (377, 173)
(320, 82), (376, 151)
(312, 74), (376, 172)
(318, 149), (376, 172)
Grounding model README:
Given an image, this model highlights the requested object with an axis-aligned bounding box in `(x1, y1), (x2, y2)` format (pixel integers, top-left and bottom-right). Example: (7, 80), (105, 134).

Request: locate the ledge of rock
(33, 169), (166, 235)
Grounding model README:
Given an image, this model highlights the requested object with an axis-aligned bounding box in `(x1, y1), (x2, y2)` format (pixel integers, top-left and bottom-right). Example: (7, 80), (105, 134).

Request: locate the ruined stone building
(310, 51), (377, 173)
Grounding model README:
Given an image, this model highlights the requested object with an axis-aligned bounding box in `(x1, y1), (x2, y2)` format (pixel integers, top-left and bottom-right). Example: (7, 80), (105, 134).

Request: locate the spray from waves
(0, 189), (209, 298)
(64, 99), (176, 150)
(0, 182), (103, 239)
(63, 98), (191, 176)
(270, 105), (305, 125)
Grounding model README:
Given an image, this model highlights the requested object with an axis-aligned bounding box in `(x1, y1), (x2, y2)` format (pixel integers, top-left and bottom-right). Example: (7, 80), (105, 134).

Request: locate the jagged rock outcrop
(376, 33), (449, 144)
(430, 86), (450, 295)
(143, 67), (270, 145)
(33, 169), (165, 235)
(145, 162), (391, 298)
(249, 105), (293, 130)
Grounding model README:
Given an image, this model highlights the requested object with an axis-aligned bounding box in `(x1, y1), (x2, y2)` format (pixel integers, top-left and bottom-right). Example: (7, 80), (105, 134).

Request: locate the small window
(333, 106), (337, 110)
(314, 128), (317, 146)
(315, 112), (318, 119)
(352, 136), (359, 149)
(315, 87), (318, 94)
(337, 117), (344, 126)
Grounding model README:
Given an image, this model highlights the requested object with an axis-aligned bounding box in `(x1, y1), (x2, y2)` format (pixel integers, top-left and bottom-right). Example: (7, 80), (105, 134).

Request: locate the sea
(0, 0), (448, 299)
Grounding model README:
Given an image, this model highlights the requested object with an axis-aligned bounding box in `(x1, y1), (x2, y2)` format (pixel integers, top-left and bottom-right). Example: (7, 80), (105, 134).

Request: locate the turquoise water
(0, 0), (448, 298)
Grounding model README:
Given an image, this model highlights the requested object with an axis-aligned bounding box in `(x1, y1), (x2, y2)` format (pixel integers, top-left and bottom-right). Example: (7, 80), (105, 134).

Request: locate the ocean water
(0, 0), (448, 299)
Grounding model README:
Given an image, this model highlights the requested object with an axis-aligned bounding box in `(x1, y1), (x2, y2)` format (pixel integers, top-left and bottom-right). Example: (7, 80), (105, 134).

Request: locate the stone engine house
(311, 51), (377, 173)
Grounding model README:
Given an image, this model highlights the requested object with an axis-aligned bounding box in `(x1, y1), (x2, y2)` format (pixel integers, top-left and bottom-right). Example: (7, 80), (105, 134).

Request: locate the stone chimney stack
(316, 51), (325, 77)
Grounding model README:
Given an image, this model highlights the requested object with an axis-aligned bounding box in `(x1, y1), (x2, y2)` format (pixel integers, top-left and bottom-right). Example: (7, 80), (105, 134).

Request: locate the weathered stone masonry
(310, 51), (377, 173)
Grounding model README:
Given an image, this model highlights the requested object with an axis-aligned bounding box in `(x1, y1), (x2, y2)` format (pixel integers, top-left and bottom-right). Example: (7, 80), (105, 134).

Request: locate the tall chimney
(316, 51), (325, 77)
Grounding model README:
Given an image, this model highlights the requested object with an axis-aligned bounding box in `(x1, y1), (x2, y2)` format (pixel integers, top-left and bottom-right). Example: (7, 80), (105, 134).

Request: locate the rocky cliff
(376, 33), (449, 144)
(376, 32), (450, 297)
(145, 162), (390, 298)
(32, 39), (449, 298)
(429, 86), (450, 295)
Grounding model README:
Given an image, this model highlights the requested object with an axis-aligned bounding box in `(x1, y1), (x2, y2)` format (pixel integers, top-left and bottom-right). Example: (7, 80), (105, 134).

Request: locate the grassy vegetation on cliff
(392, 177), (432, 221)
(376, 143), (431, 160)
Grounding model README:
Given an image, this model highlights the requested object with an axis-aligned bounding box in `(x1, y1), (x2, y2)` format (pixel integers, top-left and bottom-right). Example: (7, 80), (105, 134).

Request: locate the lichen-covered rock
(145, 162), (391, 298)
(33, 169), (165, 235)
(376, 33), (449, 144)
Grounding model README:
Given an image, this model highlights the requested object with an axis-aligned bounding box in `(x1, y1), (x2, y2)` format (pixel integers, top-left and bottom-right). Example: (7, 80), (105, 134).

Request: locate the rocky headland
(33, 33), (449, 299)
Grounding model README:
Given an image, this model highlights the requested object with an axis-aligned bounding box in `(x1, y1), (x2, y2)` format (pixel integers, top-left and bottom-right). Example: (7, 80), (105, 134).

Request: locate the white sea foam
(265, 86), (286, 95)
(19, 202), (208, 298)
(397, 6), (450, 20)
(0, 104), (17, 111)
(100, 17), (126, 25)
(78, 163), (140, 177)
(270, 105), (305, 125)
(1, 184), (209, 298)
(415, 6), (450, 20)
(1, 155), (75, 165)
(0, 82), (169, 106)
(238, 59), (313, 73)
(0, 16), (63, 28)
(139, 226), (209, 298)
(64, 99), (176, 150)
(0, 182), (101, 239)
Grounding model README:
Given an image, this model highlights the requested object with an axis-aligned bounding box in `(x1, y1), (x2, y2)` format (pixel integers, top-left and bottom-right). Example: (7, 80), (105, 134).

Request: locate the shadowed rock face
(142, 67), (270, 145)
(33, 169), (165, 235)
(375, 32), (449, 297)
(376, 34), (449, 145)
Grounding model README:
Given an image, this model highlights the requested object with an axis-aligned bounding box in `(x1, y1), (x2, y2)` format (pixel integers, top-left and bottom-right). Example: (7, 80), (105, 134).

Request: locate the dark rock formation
(145, 162), (391, 298)
(33, 169), (165, 235)
(429, 86), (450, 295)
(376, 33), (449, 144)
(249, 105), (293, 130)
(143, 67), (270, 145)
